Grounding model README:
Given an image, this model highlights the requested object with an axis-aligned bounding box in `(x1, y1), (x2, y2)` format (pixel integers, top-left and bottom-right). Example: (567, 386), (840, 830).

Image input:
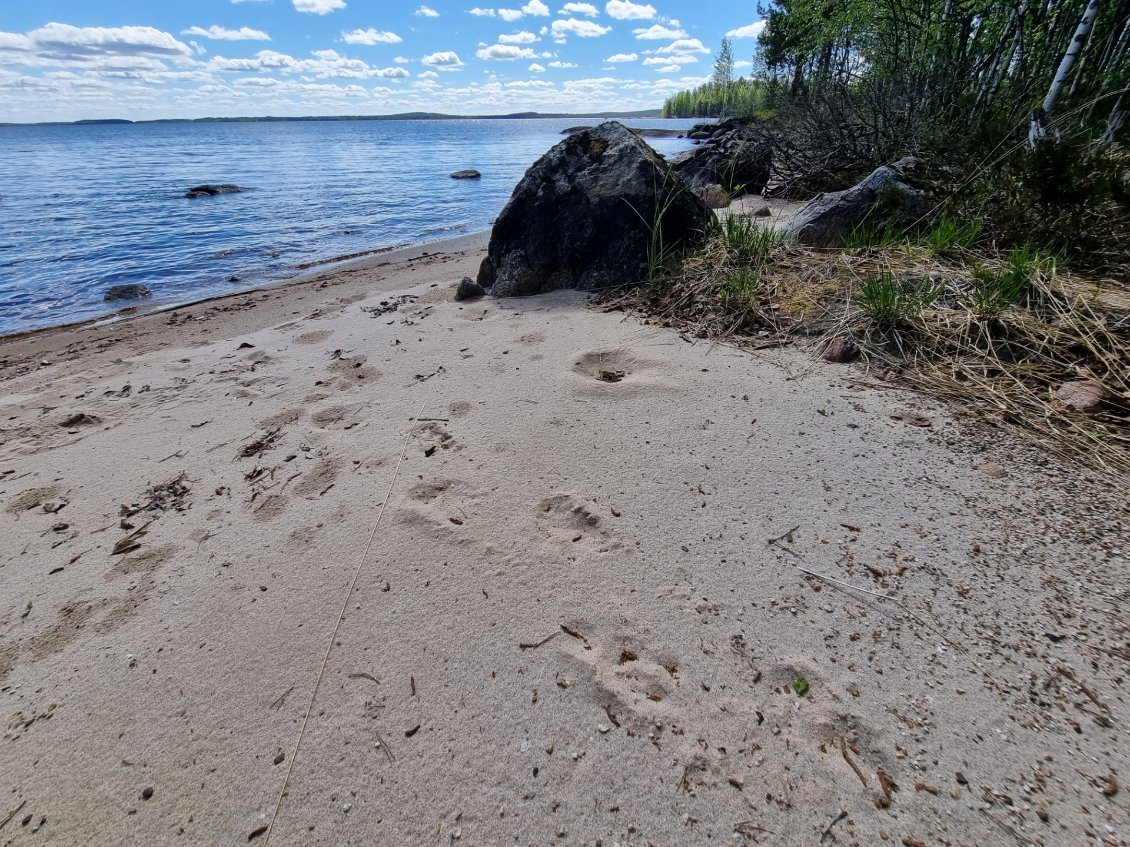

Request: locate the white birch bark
(1029, 0), (1103, 146)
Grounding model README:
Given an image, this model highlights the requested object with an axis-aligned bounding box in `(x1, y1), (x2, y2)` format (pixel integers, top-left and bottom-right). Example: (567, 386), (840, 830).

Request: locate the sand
(0, 232), (1127, 847)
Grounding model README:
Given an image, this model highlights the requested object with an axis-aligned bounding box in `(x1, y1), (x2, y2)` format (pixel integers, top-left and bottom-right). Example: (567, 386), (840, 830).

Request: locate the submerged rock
(450, 170), (482, 180)
(103, 284), (151, 302)
(478, 121), (713, 297)
(455, 276), (486, 301)
(785, 157), (928, 247)
(185, 184), (242, 199)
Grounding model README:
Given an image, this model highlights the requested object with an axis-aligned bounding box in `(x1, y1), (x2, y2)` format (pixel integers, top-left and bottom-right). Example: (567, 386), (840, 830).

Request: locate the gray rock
(450, 170), (482, 180)
(103, 284), (151, 302)
(752, 205), (772, 217)
(455, 276), (486, 301)
(785, 157), (928, 247)
(185, 184), (242, 198)
(478, 121), (713, 297)
(694, 183), (730, 208)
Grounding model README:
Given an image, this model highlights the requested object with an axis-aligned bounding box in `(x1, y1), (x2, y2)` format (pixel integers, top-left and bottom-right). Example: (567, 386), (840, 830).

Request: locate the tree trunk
(1030, 0), (1103, 146)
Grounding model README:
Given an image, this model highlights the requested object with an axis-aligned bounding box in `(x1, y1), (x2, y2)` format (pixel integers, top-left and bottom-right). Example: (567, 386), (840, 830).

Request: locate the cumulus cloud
(421, 50), (464, 70)
(632, 23), (686, 40)
(416, 5), (440, 16)
(340, 29), (403, 45)
(643, 54), (697, 66)
(182, 25), (270, 41)
(498, 31), (539, 43)
(604, 52), (637, 62)
(6, 23), (195, 61)
(548, 60), (577, 67)
(476, 43), (539, 60)
(207, 48), (409, 79)
(529, 62), (546, 71)
(292, 0), (346, 14)
(656, 38), (708, 54)
(727, 21), (767, 39)
(560, 2), (599, 14)
(550, 18), (612, 39)
(468, 8), (497, 15)
(605, 0), (655, 20)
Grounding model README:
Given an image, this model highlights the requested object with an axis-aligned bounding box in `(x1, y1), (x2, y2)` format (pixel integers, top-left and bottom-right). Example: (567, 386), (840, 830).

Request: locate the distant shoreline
(0, 110), (667, 128)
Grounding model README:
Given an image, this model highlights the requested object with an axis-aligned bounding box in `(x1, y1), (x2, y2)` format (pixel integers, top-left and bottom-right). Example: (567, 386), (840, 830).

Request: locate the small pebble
(141, 787), (154, 800)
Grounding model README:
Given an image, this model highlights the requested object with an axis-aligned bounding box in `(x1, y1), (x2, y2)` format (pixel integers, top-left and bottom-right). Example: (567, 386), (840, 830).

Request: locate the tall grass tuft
(856, 274), (941, 327)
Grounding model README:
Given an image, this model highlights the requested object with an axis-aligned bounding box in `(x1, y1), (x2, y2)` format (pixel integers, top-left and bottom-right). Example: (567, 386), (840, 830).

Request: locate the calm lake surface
(0, 117), (698, 335)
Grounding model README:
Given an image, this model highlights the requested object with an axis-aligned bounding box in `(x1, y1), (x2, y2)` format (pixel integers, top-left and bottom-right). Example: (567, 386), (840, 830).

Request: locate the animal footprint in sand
(537, 493), (621, 554)
(326, 351), (380, 388)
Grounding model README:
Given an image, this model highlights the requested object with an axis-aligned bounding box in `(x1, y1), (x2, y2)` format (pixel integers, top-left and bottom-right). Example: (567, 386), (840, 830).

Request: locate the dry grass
(600, 235), (1130, 477)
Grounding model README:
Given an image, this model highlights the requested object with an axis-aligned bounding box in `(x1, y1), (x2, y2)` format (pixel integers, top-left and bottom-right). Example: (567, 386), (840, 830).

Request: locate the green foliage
(923, 218), (982, 255)
(842, 220), (905, 249)
(961, 246), (1056, 319)
(856, 274), (941, 326)
(661, 79), (768, 119)
(719, 267), (761, 306)
(792, 676), (810, 696)
(722, 216), (786, 263)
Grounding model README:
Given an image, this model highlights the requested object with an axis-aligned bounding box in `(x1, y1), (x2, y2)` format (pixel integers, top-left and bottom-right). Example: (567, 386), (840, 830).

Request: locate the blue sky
(0, 1), (765, 122)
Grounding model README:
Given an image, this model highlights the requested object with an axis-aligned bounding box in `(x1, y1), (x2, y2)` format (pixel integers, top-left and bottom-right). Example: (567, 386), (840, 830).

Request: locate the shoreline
(0, 230), (490, 348)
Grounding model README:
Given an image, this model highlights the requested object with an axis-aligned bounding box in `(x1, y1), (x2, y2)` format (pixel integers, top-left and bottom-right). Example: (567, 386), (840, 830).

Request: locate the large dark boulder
(670, 119), (772, 196)
(784, 157), (929, 247)
(478, 121), (713, 297)
(186, 184), (242, 198)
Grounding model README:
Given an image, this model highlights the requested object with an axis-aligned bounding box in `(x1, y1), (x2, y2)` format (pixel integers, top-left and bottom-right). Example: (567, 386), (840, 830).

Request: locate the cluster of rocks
(670, 119), (772, 206)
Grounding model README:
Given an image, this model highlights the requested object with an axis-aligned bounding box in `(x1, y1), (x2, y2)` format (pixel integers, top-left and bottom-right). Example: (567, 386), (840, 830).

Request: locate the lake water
(0, 117), (698, 335)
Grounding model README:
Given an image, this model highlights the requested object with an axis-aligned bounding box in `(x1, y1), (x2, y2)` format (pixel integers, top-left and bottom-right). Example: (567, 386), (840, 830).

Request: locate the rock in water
(103, 284), (151, 302)
(478, 121), (713, 297)
(455, 276), (486, 301)
(450, 170), (482, 180)
(185, 184), (242, 198)
(785, 158), (928, 247)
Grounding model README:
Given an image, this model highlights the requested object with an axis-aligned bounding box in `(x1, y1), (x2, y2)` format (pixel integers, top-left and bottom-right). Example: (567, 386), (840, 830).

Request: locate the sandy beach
(0, 233), (1126, 846)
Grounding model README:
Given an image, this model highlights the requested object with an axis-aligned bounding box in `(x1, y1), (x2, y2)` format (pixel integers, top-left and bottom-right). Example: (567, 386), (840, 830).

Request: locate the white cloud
(416, 5), (440, 16)
(643, 54), (697, 66)
(476, 43), (539, 60)
(550, 18), (612, 38)
(727, 21), (767, 39)
(15, 23), (194, 60)
(605, 0), (655, 20)
(560, 2), (599, 14)
(605, 52), (637, 62)
(498, 31), (539, 43)
(633, 23), (686, 40)
(341, 29), (403, 45)
(548, 60), (577, 67)
(292, 0), (346, 14)
(529, 62), (546, 72)
(522, 1), (552, 14)
(181, 25), (270, 41)
(492, 1), (550, 22)
(394, 55), (410, 63)
(418, 70), (439, 78)
(469, 8), (497, 15)
(421, 50), (464, 70)
(656, 38), (709, 54)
